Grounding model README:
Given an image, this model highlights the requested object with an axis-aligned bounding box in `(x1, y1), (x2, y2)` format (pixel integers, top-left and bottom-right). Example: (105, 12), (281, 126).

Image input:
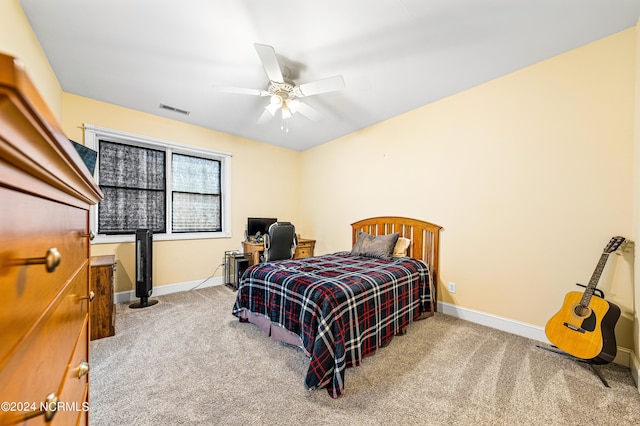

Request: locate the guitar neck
(580, 252), (609, 306)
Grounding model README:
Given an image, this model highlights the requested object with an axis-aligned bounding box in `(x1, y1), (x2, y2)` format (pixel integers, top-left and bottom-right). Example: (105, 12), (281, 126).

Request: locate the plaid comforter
(231, 252), (432, 398)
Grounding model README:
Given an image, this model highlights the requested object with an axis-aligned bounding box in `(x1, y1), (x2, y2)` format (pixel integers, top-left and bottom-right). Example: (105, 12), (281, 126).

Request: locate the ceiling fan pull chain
(281, 117), (289, 133)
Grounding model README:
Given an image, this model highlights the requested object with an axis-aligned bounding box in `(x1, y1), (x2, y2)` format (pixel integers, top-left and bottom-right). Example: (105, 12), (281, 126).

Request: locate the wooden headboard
(351, 216), (442, 305)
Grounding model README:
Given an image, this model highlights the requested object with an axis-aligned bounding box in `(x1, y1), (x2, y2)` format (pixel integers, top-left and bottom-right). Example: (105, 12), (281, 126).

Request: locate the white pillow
(392, 237), (411, 258)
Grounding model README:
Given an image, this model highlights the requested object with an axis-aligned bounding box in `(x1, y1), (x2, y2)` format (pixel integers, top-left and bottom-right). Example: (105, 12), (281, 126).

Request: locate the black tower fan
(129, 229), (158, 308)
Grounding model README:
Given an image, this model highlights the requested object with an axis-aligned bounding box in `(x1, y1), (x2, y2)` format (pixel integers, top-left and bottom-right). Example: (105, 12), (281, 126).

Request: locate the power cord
(190, 262), (224, 291)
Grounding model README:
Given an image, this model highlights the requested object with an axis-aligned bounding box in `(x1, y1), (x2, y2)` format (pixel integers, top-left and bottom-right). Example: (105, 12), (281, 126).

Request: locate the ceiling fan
(215, 43), (346, 127)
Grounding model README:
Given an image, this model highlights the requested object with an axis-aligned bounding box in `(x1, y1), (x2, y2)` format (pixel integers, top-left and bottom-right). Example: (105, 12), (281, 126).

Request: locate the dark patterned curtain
(98, 140), (166, 234)
(171, 153), (221, 232)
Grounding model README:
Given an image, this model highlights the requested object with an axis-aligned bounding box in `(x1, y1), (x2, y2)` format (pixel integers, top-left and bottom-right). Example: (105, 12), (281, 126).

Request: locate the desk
(243, 238), (316, 266)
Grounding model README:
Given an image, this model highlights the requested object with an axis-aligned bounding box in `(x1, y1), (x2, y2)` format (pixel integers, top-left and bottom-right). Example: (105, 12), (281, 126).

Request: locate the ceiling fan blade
(296, 102), (320, 121)
(254, 43), (284, 83)
(257, 108), (274, 124)
(212, 86), (269, 96)
(295, 75), (345, 97)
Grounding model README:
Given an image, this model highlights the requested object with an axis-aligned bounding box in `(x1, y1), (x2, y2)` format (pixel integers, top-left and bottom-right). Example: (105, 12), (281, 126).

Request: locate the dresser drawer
(0, 270), (89, 425)
(54, 318), (90, 425)
(0, 187), (89, 364)
(76, 387), (89, 426)
(294, 239), (315, 259)
(294, 247), (311, 258)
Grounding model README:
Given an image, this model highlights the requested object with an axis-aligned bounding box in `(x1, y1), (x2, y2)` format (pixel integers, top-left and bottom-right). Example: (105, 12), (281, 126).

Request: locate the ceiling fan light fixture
(270, 94), (283, 105)
(265, 102), (280, 115)
(220, 43), (345, 128)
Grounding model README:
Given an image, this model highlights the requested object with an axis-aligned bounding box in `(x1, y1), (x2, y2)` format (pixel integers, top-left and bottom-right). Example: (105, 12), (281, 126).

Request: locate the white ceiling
(19, 0), (640, 151)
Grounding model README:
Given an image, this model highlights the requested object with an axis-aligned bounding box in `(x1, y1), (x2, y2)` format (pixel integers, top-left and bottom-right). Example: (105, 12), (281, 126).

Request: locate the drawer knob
(0, 248), (62, 274)
(24, 248), (62, 273)
(77, 361), (90, 378)
(80, 291), (95, 302)
(22, 392), (59, 422)
(79, 231), (96, 240)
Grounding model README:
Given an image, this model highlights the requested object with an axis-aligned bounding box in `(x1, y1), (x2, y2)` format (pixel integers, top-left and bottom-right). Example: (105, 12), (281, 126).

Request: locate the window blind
(171, 153), (221, 232)
(98, 140), (166, 234)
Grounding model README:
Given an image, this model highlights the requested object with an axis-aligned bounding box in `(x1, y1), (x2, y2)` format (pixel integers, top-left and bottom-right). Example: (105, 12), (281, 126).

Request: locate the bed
(232, 216), (442, 397)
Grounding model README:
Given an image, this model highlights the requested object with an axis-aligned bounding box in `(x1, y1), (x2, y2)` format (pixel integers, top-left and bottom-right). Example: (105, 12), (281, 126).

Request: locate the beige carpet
(89, 285), (640, 425)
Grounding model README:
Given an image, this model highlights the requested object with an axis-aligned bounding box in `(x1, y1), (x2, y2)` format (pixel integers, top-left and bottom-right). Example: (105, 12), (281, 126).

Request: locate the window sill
(92, 231), (231, 244)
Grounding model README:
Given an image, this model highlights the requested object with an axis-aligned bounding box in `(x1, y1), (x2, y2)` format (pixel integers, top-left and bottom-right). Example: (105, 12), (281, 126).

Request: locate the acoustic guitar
(544, 236), (625, 365)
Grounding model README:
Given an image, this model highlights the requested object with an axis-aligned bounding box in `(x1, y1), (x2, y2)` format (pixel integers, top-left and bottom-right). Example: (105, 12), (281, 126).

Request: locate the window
(98, 141), (167, 234)
(171, 153), (221, 233)
(84, 124), (231, 243)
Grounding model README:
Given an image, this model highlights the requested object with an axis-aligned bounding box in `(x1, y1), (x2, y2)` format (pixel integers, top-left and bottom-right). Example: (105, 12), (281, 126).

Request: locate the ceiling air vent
(159, 103), (190, 116)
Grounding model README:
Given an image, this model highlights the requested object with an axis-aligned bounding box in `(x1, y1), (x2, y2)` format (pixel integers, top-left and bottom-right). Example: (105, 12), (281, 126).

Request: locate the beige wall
(63, 93), (301, 292)
(0, 0), (62, 118)
(301, 29), (636, 350)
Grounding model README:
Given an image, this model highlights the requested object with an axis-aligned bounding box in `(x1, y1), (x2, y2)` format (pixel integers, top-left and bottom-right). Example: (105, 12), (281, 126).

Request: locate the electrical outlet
(448, 282), (456, 294)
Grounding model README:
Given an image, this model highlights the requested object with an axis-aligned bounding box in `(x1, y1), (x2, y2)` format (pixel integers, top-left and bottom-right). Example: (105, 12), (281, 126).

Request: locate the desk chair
(263, 222), (298, 262)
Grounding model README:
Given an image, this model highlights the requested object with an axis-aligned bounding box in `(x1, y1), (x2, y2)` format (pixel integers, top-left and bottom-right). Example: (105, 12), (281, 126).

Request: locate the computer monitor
(247, 217), (277, 240)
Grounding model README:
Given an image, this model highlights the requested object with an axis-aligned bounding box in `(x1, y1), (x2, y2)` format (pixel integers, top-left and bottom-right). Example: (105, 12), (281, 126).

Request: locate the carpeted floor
(89, 285), (640, 425)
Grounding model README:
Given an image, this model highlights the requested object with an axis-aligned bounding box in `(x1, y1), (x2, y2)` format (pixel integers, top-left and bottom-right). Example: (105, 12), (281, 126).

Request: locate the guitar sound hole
(574, 305), (590, 317)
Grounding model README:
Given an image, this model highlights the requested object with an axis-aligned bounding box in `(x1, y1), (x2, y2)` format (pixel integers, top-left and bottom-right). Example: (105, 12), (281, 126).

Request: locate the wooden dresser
(0, 54), (102, 425)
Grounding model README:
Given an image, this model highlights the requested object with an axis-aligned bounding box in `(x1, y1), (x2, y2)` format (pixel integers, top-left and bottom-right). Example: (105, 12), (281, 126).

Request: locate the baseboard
(437, 301), (635, 370)
(113, 276), (225, 304)
(437, 301), (548, 343)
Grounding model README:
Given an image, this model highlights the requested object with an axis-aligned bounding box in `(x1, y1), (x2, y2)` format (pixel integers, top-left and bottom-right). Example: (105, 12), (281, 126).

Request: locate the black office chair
(262, 222), (298, 262)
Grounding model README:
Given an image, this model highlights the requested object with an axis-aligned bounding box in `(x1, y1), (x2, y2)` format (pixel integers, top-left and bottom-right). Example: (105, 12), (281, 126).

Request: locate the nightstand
(90, 255), (116, 340)
(294, 239), (316, 259)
